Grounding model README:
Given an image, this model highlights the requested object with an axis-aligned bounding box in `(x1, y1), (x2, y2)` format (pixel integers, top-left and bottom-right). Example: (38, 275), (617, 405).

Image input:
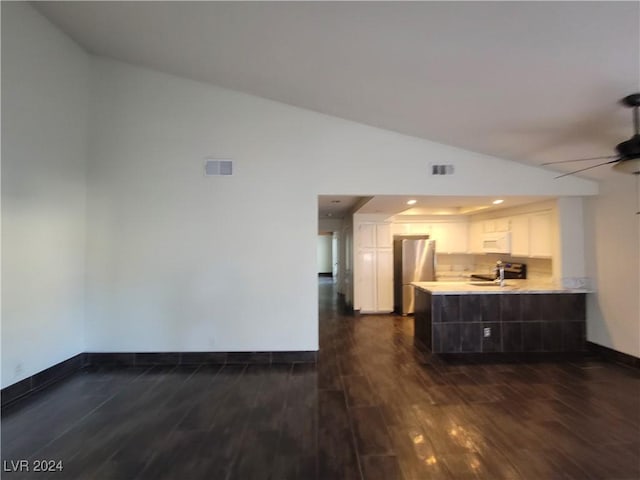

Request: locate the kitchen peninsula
(412, 280), (588, 354)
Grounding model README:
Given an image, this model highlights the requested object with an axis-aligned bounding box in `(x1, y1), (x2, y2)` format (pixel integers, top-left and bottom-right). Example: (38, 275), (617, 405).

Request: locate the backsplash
(476, 254), (552, 280)
(436, 253), (552, 281)
(435, 254), (474, 280)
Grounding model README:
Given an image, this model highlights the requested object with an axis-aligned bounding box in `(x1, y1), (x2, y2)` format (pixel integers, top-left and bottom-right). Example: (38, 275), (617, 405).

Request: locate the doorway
(317, 233), (333, 278)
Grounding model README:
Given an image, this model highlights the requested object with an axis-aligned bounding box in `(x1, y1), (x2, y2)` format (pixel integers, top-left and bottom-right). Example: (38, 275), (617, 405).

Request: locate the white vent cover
(204, 159), (233, 176)
(430, 164), (455, 175)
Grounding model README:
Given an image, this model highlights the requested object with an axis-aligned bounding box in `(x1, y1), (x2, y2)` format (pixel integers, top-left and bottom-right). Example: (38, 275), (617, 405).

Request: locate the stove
(470, 262), (527, 281)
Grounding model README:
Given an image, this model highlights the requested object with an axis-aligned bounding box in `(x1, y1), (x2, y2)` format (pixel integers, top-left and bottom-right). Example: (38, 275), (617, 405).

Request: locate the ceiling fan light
(612, 158), (640, 175)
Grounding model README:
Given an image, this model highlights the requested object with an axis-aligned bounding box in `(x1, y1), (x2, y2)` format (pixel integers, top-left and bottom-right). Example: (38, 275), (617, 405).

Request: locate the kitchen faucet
(495, 260), (505, 287)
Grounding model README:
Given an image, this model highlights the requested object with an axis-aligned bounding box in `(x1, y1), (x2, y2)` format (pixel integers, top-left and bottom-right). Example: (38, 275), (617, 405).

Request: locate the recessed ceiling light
(492, 199), (504, 205)
(407, 199), (417, 205)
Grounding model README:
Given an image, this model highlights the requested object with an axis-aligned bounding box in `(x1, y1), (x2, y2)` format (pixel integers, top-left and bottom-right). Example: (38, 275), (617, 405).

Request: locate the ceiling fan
(541, 93), (640, 179)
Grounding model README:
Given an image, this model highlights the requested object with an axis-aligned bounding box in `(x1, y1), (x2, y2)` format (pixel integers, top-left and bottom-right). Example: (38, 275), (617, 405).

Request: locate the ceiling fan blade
(554, 159), (619, 179)
(541, 155), (618, 165)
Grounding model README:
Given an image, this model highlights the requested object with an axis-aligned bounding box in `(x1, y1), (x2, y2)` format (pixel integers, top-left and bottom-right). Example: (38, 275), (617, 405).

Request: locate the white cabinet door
(357, 248), (376, 312)
(430, 222), (468, 253)
(495, 217), (510, 232)
(447, 222), (469, 253)
(376, 223), (392, 249)
(469, 221), (483, 253)
(510, 214), (530, 257)
(358, 223), (376, 248)
(426, 223), (448, 248)
(529, 212), (553, 257)
(355, 223), (394, 312)
(376, 248), (394, 312)
(484, 218), (510, 233)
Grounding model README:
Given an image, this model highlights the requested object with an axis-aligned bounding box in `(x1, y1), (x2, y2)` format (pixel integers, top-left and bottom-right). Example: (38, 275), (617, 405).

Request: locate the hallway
(1, 278), (639, 479)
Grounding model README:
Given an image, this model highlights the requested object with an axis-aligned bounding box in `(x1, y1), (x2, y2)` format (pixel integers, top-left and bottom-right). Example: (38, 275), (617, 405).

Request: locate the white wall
(4, 3), (637, 390)
(317, 235), (332, 273)
(87, 59), (597, 351)
(84, 58), (597, 353)
(1, 3), (89, 388)
(556, 197), (587, 287)
(585, 176), (640, 357)
(0, 3), (602, 372)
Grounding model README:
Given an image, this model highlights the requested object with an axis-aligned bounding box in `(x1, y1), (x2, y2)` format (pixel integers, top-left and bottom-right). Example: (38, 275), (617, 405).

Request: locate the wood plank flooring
(2, 278), (639, 479)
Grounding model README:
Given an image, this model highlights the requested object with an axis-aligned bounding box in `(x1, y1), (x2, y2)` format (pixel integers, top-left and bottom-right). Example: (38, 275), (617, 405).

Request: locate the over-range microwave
(482, 232), (511, 254)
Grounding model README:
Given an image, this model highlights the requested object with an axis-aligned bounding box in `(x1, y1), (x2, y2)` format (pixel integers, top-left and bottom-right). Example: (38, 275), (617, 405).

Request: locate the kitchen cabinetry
(357, 249), (376, 312)
(529, 212), (553, 257)
(392, 221), (468, 254)
(357, 223), (391, 249)
(413, 286), (586, 354)
(483, 217), (510, 233)
(391, 223), (430, 236)
(468, 221), (483, 254)
(508, 211), (553, 258)
(375, 249), (394, 311)
(468, 210), (553, 258)
(469, 218), (511, 253)
(356, 222), (393, 313)
(509, 215), (530, 257)
(358, 223), (376, 248)
(429, 222), (468, 254)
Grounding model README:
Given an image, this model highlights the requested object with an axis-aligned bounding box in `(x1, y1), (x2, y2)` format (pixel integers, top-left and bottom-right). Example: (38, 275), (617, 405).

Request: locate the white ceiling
(35, 1), (639, 181)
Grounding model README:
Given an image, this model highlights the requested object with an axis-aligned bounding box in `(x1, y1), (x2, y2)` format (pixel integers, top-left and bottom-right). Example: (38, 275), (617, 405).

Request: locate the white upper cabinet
(483, 217), (510, 233)
(357, 223), (376, 248)
(469, 210), (553, 258)
(468, 221), (484, 254)
(430, 222), (468, 254)
(508, 211), (553, 258)
(376, 223), (392, 249)
(359, 223), (392, 248)
(495, 217), (511, 232)
(509, 214), (530, 257)
(529, 212), (553, 257)
(448, 222), (469, 253)
(392, 223), (430, 236)
(391, 221), (468, 254)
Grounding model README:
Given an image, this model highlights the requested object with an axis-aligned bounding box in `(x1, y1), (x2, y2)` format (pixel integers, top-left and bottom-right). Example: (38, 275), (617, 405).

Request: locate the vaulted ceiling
(36, 1), (639, 180)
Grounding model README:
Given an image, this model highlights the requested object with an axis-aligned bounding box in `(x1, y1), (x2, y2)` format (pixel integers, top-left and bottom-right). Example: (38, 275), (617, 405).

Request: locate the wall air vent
(430, 164), (455, 175)
(204, 159), (233, 176)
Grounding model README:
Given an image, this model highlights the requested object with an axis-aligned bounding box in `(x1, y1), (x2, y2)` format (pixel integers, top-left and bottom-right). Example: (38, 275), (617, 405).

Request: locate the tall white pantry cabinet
(354, 219), (471, 313)
(355, 222), (393, 313)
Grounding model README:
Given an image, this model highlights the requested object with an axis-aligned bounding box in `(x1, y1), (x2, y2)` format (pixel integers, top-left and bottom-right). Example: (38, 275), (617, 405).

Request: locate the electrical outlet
(483, 327), (491, 338)
(14, 363), (23, 377)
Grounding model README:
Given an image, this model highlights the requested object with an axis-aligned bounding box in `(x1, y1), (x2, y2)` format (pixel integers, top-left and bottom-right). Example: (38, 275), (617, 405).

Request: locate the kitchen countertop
(411, 280), (590, 295)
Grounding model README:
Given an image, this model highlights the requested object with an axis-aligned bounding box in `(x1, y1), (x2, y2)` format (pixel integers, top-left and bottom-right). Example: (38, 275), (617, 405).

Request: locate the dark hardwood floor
(2, 278), (639, 479)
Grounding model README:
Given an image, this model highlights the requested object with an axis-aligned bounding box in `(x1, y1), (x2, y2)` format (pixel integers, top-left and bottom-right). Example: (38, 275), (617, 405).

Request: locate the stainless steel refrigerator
(393, 236), (436, 315)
